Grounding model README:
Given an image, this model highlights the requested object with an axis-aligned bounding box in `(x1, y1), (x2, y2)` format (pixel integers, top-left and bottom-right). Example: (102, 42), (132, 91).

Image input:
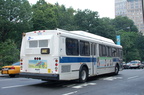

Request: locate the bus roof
(70, 31), (115, 44)
(25, 29), (122, 48)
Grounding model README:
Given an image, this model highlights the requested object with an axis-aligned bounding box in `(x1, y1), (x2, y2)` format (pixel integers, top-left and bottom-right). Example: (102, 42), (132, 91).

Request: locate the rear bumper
(129, 65), (139, 68)
(1, 70), (19, 74)
(19, 72), (59, 81)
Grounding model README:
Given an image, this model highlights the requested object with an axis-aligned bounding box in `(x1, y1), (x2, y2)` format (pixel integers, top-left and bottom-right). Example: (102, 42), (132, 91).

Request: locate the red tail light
(55, 63), (58, 66)
(55, 59), (58, 62)
(20, 63), (23, 65)
(10, 67), (15, 70)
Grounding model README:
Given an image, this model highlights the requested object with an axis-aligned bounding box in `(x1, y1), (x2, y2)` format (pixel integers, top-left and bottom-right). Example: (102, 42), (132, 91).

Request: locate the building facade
(115, 0), (144, 33)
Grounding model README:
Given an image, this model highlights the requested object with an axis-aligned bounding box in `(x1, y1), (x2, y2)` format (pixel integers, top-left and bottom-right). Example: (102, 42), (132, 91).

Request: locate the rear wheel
(79, 67), (88, 83)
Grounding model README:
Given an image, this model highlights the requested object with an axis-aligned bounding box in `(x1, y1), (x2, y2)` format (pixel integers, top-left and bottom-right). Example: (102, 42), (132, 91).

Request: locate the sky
(28, 0), (115, 18)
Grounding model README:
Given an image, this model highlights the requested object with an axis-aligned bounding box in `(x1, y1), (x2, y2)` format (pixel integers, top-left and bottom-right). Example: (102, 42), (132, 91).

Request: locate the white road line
(128, 76), (139, 80)
(1, 85), (27, 89)
(103, 77), (123, 81)
(72, 83), (96, 89)
(62, 91), (78, 95)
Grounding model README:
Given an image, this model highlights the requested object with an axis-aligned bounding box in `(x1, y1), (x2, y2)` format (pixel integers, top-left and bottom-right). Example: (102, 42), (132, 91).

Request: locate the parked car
(123, 62), (130, 69)
(128, 60), (143, 69)
(141, 62), (144, 69)
(1, 62), (20, 77)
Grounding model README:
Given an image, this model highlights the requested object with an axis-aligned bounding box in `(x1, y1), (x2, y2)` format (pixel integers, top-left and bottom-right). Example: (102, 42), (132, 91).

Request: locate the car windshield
(12, 62), (20, 66)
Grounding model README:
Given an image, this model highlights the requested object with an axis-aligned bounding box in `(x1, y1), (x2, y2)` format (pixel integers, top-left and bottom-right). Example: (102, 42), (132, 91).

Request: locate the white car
(128, 60), (142, 69)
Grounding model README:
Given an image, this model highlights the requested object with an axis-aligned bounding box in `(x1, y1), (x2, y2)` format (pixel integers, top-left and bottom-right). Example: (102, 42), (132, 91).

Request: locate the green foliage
(74, 9), (99, 32)
(32, 0), (57, 30)
(0, 39), (19, 66)
(54, 4), (76, 30)
(0, 0), (32, 46)
(112, 16), (138, 32)
(0, 0), (144, 63)
(120, 32), (139, 61)
(94, 17), (115, 40)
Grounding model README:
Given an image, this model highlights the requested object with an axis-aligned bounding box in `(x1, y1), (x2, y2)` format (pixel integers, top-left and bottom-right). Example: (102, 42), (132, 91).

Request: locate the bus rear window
(29, 40), (48, 48)
(39, 40), (48, 47)
(29, 41), (38, 48)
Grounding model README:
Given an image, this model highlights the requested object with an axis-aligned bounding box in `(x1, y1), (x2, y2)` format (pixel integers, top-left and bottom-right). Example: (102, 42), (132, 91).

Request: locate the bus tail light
(55, 63), (58, 66)
(55, 59), (58, 62)
(55, 59), (58, 72)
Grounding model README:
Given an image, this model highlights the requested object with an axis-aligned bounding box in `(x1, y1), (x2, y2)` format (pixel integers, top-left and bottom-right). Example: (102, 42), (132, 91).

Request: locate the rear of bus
(20, 30), (60, 81)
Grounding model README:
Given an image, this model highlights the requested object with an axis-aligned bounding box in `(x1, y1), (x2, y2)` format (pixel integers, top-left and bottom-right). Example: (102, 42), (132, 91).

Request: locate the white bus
(20, 29), (123, 82)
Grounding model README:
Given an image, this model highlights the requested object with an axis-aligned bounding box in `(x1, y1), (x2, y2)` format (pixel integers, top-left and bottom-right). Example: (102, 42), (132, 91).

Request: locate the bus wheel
(114, 65), (119, 75)
(79, 67), (88, 83)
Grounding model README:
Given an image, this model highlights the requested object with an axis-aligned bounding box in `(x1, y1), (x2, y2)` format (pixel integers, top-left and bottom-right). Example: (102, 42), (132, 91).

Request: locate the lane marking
(72, 83), (96, 89)
(1, 85), (27, 89)
(62, 91), (78, 95)
(128, 76), (139, 80)
(103, 77), (123, 81)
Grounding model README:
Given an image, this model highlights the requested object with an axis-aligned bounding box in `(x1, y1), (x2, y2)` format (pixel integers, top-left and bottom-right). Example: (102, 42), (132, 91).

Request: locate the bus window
(39, 40), (48, 47)
(66, 38), (79, 55)
(94, 44), (96, 55)
(108, 47), (112, 57)
(29, 40), (48, 48)
(91, 43), (96, 56)
(112, 48), (116, 57)
(80, 41), (90, 56)
(102, 45), (106, 56)
(119, 49), (123, 58)
(29, 40), (38, 48)
(99, 45), (102, 56)
(99, 45), (107, 57)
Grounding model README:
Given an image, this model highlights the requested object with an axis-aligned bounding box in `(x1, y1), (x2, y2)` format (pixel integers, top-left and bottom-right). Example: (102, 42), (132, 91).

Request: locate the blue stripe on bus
(59, 57), (96, 63)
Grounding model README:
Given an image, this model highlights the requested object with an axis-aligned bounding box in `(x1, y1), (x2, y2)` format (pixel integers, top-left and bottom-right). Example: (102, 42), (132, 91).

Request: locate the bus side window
(80, 41), (90, 56)
(108, 47), (112, 57)
(66, 38), (79, 55)
(99, 44), (102, 57)
(102, 45), (106, 56)
(94, 44), (96, 55)
(99, 44), (107, 57)
(91, 43), (96, 56)
(112, 48), (116, 57)
(119, 49), (123, 58)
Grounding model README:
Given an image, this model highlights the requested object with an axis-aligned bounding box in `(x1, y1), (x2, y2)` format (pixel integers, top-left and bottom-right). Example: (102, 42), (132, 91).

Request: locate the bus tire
(79, 67), (88, 83)
(114, 64), (119, 75)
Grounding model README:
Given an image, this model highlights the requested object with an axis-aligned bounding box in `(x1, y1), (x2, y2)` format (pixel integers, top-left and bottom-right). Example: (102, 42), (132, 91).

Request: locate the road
(0, 69), (144, 95)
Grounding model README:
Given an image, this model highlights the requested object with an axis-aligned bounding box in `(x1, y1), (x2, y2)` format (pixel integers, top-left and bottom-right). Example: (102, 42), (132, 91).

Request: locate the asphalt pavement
(0, 69), (144, 95)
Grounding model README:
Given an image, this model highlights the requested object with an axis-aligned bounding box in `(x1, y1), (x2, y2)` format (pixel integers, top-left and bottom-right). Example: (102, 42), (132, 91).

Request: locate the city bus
(20, 29), (123, 83)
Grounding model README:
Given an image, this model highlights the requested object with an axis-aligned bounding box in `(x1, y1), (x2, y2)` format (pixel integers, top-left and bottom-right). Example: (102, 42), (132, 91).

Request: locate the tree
(0, 39), (19, 66)
(120, 31), (141, 62)
(54, 3), (76, 30)
(112, 16), (138, 32)
(0, 0), (32, 45)
(74, 9), (99, 32)
(94, 17), (115, 40)
(32, 0), (57, 30)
